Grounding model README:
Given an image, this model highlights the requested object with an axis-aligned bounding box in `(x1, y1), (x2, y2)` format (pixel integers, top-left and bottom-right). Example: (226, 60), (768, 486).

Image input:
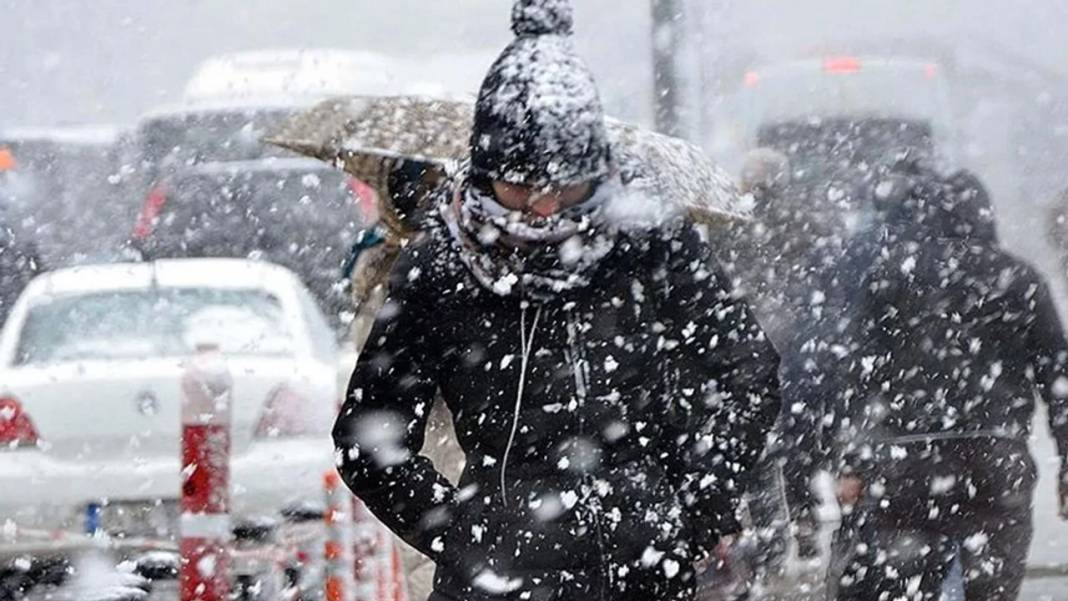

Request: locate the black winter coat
(816, 171), (1068, 474)
(0, 222), (41, 325)
(333, 216), (782, 601)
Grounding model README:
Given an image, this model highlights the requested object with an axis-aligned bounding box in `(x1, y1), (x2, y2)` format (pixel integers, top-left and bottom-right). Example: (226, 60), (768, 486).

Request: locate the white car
(0, 259), (339, 550)
(181, 48), (488, 104)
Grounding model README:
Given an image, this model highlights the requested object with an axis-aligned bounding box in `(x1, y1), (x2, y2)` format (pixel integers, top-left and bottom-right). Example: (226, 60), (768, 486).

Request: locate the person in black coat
(0, 217), (42, 327)
(332, 2), (782, 600)
(819, 164), (1068, 601)
(730, 149), (824, 570)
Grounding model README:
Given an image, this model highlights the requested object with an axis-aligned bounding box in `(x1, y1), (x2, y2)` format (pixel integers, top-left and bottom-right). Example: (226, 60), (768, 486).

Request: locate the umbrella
(264, 95), (748, 238)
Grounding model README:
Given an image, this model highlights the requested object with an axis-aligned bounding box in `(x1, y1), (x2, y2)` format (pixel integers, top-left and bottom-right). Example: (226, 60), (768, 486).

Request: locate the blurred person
(0, 212), (42, 326)
(728, 149), (823, 583)
(731, 147), (812, 349)
(332, 1), (782, 600)
(1046, 185), (1068, 284)
(820, 163), (1068, 601)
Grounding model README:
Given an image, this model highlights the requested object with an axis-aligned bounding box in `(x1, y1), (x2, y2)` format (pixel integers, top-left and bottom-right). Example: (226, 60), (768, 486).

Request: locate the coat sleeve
(332, 251), (458, 561)
(774, 351), (828, 521)
(657, 223), (783, 555)
(1027, 279), (1068, 474)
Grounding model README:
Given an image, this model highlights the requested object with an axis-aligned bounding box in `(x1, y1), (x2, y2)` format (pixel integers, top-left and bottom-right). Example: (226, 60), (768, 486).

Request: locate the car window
(15, 288), (293, 365)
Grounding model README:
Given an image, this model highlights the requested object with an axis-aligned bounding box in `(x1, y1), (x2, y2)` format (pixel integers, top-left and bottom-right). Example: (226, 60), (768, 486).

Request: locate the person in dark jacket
(332, 2), (782, 600)
(0, 215), (42, 326)
(820, 165), (1068, 601)
(730, 149), (823, 573)
(1045, 185), (1068, 291)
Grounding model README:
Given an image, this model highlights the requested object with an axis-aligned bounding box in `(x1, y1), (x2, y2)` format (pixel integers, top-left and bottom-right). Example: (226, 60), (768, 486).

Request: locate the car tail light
(255, 386), (323, 439)
(824, 56), (862, 74)
(0, 397), (39, 449)
(924, 63), (939, 80)
(347, 177), (379, 223)
(0, 147), (15, 172)
(743, 71), (760, 88)
(132, 184), (168, 241)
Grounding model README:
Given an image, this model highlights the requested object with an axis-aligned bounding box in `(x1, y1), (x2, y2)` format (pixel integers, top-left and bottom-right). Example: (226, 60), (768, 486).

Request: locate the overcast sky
(2, 2), (1068, 325)
(1, 1), (1065, 130)
(0, 1), (647, 127)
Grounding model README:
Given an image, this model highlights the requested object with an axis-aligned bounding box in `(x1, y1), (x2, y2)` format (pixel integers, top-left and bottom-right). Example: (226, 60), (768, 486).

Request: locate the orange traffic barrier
(324, 471), (354, 601)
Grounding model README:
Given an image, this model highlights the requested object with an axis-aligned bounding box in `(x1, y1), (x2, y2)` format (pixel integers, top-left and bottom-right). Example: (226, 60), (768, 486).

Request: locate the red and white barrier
(177, 344), (406, 601)
(321, 475), (409, 601)
(180, 344), (233, 601)
(352, 499), (408, 601)
(324, 471), (356, 601)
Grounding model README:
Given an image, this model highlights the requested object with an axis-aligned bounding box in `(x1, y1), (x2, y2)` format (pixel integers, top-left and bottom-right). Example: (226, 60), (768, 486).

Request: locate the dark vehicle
(758, 117), (937, 236)
(0, 126), (123, 265)
(125, 102), (374, 331)
(118, 102), (306, 210)
(131, 158), (368, 330)
(712, 56), (957, 235)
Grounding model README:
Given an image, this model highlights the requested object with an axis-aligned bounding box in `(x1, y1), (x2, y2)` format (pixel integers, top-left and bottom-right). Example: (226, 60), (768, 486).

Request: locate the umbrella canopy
(265, 95), (748, 238)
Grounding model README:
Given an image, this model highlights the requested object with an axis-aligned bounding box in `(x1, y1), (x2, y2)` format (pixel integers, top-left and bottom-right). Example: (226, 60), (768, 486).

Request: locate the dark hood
(881, 168), (998, 245)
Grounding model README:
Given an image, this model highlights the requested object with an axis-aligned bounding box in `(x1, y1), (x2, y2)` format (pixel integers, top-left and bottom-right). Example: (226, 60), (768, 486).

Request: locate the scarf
(441, 174), (621, 300)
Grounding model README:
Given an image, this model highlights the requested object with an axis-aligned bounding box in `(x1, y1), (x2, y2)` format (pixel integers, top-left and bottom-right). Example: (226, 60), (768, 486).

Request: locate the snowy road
(753, 409), (1068, 600)
(14, 412), (1068, 601)
(1026, 407), (1068, 570)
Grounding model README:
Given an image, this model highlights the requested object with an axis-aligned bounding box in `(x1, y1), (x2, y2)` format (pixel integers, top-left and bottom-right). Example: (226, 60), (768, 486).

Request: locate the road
(17, 409), (1068, 600)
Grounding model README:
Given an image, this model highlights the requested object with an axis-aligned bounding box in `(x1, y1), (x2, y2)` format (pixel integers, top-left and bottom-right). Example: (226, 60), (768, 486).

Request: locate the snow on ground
(1027, 406), (1068, 569)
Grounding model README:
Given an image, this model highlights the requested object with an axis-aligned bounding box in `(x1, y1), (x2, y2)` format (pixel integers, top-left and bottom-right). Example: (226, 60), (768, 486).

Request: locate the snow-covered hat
(469, 0), (613, 189)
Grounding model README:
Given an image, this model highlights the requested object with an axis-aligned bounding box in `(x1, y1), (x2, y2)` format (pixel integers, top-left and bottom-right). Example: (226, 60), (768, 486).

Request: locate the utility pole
(651, 0), (683, 137)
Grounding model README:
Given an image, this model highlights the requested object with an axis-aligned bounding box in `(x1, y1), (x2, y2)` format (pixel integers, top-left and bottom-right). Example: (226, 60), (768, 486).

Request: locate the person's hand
(694, 554), (714, 576)
(694, 533), (737, 575)
(837, 475), (864, 508)
(714, 534), (736, 562)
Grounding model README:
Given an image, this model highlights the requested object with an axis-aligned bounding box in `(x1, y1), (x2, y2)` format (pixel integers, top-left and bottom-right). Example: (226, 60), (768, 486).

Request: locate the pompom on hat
(511, 0), (574, 36)
(469, 0), (612, 189)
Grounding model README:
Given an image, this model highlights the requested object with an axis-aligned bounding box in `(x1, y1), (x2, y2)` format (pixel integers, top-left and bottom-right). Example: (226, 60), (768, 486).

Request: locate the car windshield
(15, 288), (293, 365)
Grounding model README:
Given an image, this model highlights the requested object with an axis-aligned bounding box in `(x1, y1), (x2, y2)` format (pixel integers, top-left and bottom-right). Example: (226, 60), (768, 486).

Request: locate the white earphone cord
(500, 303), (542, 501)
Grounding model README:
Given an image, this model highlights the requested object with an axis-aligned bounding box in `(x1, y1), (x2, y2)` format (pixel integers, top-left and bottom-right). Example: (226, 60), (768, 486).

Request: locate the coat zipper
(565, 309), (613, 599)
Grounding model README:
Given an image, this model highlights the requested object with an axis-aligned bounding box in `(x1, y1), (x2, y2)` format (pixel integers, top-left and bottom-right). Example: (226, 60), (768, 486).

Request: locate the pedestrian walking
(332, 2), (782, 600)
(729, 149), (823, 581)
(824, 164), (1068, 601)
(0, 215), (42, 326)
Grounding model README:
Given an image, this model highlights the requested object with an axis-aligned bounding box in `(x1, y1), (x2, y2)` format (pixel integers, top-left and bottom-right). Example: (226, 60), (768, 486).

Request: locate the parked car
(182, 48), (454, 103)
(0, 219), (42, 330)
(0, 125), (124, 266)
(119, 101), (305, 202)
(122, 102), (374, 331)
(0, 259), (338, 557)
